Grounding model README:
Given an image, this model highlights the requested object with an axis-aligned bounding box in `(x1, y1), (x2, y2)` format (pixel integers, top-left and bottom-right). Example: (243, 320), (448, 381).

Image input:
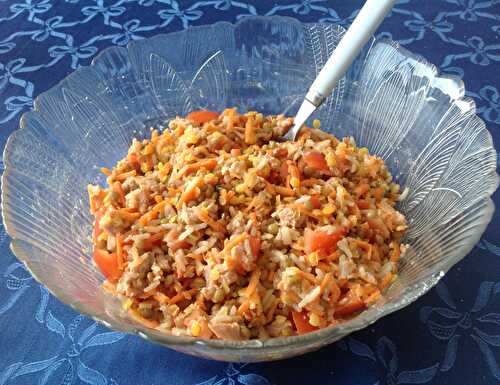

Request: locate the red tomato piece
(93, 248), (121, 283)
(292, 311), (318, 335)
(304, 227), (346, 256)
(186, 110), (219, 125)
(303, 151), (329, 171)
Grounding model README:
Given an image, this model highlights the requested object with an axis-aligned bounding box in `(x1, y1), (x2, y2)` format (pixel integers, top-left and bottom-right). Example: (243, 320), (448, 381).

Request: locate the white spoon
(282, 0), (397, 141)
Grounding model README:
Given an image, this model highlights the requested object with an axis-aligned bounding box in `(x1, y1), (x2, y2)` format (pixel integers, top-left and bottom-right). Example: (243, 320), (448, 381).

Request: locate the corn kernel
(307, 252), (319, 266)
(235, 184), (246, 194)
(312, 119), (321, 129)
(184, 153), (197, 162)
(143, 143), (154, 155)
(337, 142), (347, 151)
(326, 152), (336, 167)
(322, 205), (336, 215)
(97, 232), (108, 243)
(210, 268), (220, 281)
(122, 298), (133, 310)
(290, 177), (300, 189)
(229, 195), (247, 205)
(190, 321), (201, 337)
(157, 162), (164, 171)
(185, 132), (199, 144)
(204, 173), (218, 185)
(309, 312), (321, 327)
(359, 147), (369, 156)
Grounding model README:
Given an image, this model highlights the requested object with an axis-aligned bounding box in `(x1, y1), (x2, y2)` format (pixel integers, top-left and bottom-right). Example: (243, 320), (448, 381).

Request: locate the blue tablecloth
(0, 1), (499, 384)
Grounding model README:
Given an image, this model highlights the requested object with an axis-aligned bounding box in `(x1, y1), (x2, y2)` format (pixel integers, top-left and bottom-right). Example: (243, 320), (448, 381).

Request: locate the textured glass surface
(1, 16), (498, 362)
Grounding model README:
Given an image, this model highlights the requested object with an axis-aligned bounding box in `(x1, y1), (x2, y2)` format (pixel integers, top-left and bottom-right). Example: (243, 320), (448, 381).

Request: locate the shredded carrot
(372, 186), (385, 201)
(245, 269), (261, 298)
(379, 272), (394, 290)
(364, 289), (381, 305)
(265, 181), (295, 197)
(223, 108), (236, 132)
(355, 183), (370, 197)
(250, 290), (263, 315)
(138, 200), (167, 226)
(372, 244), (381, 262)
(177, 158), (217, 179)
(237, 300), (250, 316)
(138, 288), (157, 299)
(325, 250), (341, 262)
(329, 281), (341, 305)
(297, 270), (318, 284)
(88, 189), (106, 214)
(158, 162), (172, 180)
(100, 167), (112, 176)
(317, 261), (333, 272)
(292, 203), (323, 220)
(116, 233), (124, 270)
(143, 143), (154, 155)
(265, 299), (278, 322)
(168, 288), (198, 305)
(142, 230), (166, 251)
(118, 209), (141, 222)
(390, 244), (401, 262)
(222, 232), (248, 255)
(244, 115), (257, 144)
(287, 161), (301, 188)
(153, 293), (171, 304)
(244, 196), (258, 213)
(197, 209), (226, 234)
(177, 177), (203, 208)
(357, 200), (371, 209)
(319, 273), (333, 295)
(301, 178), (324, 187)
(127, 152), (138, 162)
(355, 239), (373, 259)
(114, 170), (136, 181)
(113, 181), (125, 207)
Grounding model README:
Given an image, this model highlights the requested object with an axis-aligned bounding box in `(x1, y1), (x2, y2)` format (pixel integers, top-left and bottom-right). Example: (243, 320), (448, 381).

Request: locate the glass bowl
(2, 16), (498, 362)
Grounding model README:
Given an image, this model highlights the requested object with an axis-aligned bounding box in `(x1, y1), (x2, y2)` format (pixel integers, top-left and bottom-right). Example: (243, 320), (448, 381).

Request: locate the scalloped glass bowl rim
(2, 15), (498, 353)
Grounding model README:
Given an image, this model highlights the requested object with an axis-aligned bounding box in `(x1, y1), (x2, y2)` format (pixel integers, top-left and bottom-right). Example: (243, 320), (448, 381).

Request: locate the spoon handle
(305, 0), (397, 107)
